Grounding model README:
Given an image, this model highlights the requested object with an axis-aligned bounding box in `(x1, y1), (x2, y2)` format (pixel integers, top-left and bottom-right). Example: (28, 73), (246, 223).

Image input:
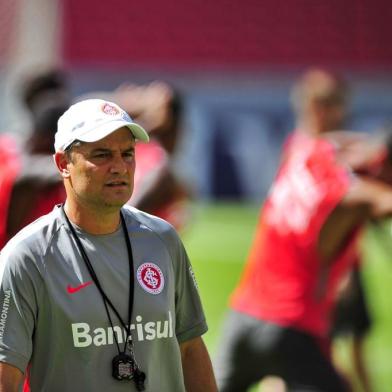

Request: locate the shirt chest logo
(136, 263), (164, 295)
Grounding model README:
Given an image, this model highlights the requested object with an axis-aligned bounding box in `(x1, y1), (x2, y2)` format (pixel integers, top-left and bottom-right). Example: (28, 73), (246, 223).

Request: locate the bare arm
(134, 168), (190, 213)
(180, 337), (217, 392)
(6, 154), (62, 239)
(319, 176), (392, 265)
(6, 178), (62, 240)
(0, 363), (23, 392)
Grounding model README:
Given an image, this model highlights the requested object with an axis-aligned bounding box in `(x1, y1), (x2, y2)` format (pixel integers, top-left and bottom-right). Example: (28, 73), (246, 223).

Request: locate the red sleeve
(0, 135), (21, 248)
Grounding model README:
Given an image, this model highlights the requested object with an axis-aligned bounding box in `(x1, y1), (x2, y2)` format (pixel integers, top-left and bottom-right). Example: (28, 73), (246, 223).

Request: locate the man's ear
(53, 151), (71, 178)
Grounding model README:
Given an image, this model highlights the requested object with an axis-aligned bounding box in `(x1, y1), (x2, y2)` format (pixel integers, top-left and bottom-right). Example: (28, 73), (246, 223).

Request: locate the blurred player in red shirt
(215, 69), (392, 392)
(1, 70), (70, 246)
(115, 82), (192, 230)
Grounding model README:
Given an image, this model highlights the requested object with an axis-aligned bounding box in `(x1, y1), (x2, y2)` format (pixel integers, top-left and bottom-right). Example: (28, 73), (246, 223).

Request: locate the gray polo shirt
(0, 205), (207, 391)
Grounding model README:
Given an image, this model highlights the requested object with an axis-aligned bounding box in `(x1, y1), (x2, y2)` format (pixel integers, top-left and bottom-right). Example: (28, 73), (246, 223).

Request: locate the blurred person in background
(117, 82), (192, 230)
(291, 70), (374, 392)
(0, 69), (70, 249)
(4, 69), (71, 242)
(214, 69), (392, 392)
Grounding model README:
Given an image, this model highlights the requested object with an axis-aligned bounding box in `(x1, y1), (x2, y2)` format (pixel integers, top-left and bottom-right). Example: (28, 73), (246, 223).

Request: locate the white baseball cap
(54, 98), (149, 152)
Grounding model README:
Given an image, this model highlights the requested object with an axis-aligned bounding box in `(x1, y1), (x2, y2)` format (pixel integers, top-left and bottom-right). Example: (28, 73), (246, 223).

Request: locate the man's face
(65, 127), (136, 212)
(316, 100), (346, 132)
(307, 89), (347, 133)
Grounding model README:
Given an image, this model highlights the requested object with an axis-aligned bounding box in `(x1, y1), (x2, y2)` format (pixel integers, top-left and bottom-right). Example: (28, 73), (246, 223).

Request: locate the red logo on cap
(102, 103), (119, 116)
(137, 263), (164, 295)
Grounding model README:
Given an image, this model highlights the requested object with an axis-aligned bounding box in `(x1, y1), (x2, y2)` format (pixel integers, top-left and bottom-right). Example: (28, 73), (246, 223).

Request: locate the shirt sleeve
(169, 232), (208, 343)
(0, 245), (40, 373)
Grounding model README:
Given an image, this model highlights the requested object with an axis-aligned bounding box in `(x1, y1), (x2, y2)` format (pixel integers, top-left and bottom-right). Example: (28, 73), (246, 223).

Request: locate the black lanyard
(61, 205), (146, 390)
(61, 205), (134, 353)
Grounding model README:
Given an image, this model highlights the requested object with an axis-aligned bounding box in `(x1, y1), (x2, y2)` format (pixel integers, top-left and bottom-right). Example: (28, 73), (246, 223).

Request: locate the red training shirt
(231, 132), (359, 338)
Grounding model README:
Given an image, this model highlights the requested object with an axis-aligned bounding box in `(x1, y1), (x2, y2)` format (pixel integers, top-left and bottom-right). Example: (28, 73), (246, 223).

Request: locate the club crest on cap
(137, 263), (164, 295)
(102, 102), (120, 116)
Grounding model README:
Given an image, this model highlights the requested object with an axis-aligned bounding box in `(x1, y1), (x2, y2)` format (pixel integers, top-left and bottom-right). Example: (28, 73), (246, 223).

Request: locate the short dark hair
(64, 140), (83, 159)
(21, 69), (69, 111)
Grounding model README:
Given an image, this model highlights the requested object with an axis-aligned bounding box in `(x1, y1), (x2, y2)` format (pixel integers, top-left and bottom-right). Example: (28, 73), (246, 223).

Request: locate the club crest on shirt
(137, 263), (164, 295)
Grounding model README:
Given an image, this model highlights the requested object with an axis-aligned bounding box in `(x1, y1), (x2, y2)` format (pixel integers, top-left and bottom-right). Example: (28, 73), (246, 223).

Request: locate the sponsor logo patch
(137, 263), (164, 295)
(189, 265), (199, 290)
(71, 311), (174, 347)
(0, 290), (11, 344)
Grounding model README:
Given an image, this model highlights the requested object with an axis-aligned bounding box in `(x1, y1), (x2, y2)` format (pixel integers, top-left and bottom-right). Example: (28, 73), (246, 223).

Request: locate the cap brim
(78, 120), (149, 144)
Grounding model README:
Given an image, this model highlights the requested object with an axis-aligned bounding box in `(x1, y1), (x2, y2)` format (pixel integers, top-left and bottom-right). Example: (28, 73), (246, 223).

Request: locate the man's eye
(93, 153), (110, 159)
(123, 152), (135, 159)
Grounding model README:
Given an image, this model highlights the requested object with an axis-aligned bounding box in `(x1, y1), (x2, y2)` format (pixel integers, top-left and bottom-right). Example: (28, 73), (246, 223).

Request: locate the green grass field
(181, 202), (392, 392)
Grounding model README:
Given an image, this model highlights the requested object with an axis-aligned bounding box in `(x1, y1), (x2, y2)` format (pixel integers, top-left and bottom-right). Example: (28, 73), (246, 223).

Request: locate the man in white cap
(0, 99), (217, 391)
